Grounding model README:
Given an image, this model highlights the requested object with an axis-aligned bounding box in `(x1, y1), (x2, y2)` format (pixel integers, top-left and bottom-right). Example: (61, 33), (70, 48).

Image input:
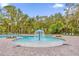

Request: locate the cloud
(53, 4), (64, 8)
(0, 3), (10, 8)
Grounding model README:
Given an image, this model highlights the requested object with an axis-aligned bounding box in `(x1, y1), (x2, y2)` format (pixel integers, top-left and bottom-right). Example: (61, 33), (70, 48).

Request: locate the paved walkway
(0, 36), (79, 56)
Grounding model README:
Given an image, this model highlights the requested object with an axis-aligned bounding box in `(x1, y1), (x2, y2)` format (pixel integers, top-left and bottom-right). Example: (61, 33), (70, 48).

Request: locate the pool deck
(0, 36), (79, 56)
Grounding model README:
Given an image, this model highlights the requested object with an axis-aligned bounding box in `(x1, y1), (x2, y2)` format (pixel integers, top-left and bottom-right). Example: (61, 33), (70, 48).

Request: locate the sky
(0, 3), (66, 17)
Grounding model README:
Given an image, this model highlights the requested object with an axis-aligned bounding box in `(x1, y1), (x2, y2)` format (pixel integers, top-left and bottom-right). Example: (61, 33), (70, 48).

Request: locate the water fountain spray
(35, 30), (44, 41)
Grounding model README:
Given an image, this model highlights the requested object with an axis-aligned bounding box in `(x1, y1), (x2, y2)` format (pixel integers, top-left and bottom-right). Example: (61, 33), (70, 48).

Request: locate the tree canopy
(0, 4), (79, 35)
